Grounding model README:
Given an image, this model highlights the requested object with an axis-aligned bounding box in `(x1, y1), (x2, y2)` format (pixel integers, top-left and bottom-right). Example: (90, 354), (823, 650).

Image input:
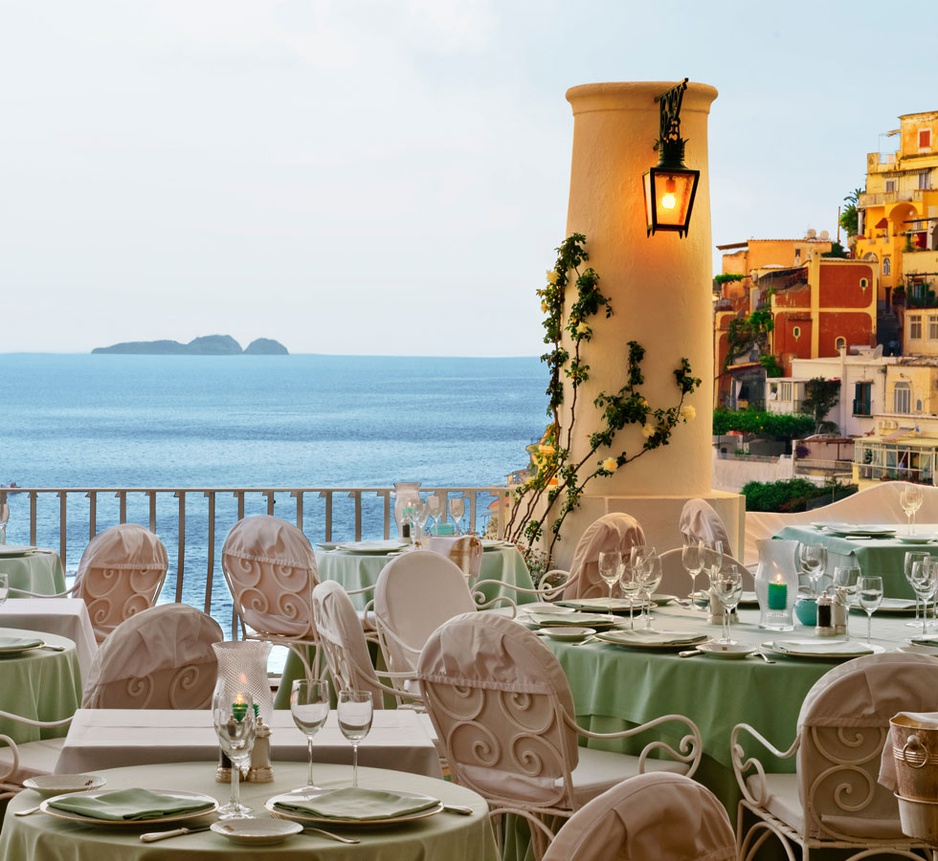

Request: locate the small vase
(754, 539), (798, 631)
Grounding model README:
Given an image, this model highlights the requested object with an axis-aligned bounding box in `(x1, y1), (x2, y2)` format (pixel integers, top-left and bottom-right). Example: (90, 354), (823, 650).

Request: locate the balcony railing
(0, 486), (510, 619)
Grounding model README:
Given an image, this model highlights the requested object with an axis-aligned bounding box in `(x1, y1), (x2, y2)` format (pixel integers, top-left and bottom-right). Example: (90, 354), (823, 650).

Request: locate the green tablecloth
(0, 762), (497, 861)
(0, 628), (82, 743)
(0, 549), (66, 596)
(542, 602), (918, 821)
(775, 524), (928, 598)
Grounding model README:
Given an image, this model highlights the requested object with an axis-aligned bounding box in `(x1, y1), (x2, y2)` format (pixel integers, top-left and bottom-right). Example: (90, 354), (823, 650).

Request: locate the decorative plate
(695, 641), (756, 660)
(23, 774), (106, 798)
(593, 629), (708, 650)
(266, 789), (443, 826)
(211, 819), (303, 845)
(536, 626), (596, 642)
(40, 790), (218, 826)
(760, 639), (884, 661)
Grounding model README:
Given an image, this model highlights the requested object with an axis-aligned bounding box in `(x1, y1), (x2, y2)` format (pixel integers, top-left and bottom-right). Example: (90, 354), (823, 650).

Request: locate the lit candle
(767, 575), (788, 611)
(232, 693), (248, 722)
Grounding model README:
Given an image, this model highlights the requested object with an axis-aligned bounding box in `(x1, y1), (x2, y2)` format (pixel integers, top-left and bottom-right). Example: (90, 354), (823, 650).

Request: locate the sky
(1, 0), (933, 357)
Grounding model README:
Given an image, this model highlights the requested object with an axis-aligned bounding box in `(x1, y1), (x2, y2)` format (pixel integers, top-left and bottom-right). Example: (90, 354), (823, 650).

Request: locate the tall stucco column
(551, 81), (743, 566)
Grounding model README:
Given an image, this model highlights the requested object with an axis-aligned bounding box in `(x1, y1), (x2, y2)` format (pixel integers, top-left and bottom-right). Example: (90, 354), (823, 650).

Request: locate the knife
(139, 825), (212, 842)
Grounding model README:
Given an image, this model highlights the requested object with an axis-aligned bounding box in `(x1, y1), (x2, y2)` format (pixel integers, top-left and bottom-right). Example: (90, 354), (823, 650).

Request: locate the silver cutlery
(677, 649), (702, 658)
(751, 651), (776, 664)
(39, 643), (66, 652)
(442, 804), (474, 815)
(13, 804), (42, 817)
(304, 826), (360, 844)
(140, 823), (361, 844)
(573, 635), (602, 646)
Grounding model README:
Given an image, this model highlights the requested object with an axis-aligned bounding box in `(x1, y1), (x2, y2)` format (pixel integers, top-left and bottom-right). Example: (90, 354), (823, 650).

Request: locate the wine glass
(857, 575), (884, 644)
(0, 573), (8, 606)
(832, 566), (860, 639)
(337, 690), (373, 787)
(426, 495), (443, 534)
(597, 550), (622, 601)
(290, 679), (329, 791)
(637, 550), (662, 629)
(0, 502), (9, 545)
(709, 564), (743, 643)
(681, 542), (703, 604)
(901, 485), (925, 535)
(449, 497), (466, 535)
(904, 551), (931, 628)
(212, 689), (257, 819)
(799, 544), (828, 597)
(911, 560), (938, 637)
(699, 541), (723, 583)
(410, 500), (429, 549)
(619, 556), (642, 630)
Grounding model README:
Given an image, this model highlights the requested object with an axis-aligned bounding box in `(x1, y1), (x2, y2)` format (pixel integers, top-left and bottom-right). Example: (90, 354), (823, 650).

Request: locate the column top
(566, 81), (718, 115)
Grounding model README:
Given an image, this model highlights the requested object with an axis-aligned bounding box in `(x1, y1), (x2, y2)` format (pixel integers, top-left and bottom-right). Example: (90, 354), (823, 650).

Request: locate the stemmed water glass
(709, 564), (743, 644)
(449, 497), (466, 535)
(910, 560), (938, 637)
(637, 550), (662, 629)
(212, 689), (257, 819)
(699, 541), (723, 584)
(799, 544), (828, 597)
(426, 495), (443, 534)
(857, 575), (884, 644)
(597, 551), (622, 602)
(619, 555), (642, 630)
(410, 500), (429, 549)
(681, 542), (703, 604)
(290, 679), (329, 792)
(901, 485), (924, 535)
(832, 565), (860, 639)
(904, 551), (931, 628)
(337, 690), (373, 787)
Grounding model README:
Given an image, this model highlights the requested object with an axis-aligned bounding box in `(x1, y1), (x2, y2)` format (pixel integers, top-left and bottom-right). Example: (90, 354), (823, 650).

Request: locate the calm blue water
(0, 354), (547, 621)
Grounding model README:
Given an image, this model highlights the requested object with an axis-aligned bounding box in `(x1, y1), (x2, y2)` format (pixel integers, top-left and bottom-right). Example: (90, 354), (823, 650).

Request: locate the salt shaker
(815, 590), (835, 637)
(832, 590), (848, 637)
(247, 716), (273, 783)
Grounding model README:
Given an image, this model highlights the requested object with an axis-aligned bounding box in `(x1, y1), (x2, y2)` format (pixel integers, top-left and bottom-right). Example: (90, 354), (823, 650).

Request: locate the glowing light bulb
(661, 177), (677, 210)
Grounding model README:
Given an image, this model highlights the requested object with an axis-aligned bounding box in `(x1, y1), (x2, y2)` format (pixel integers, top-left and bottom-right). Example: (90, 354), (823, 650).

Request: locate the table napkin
(0, 635), (43, 651)
(772, 640), (874, 655)
(598, 629), (706, 646)
(557, 598), (638, 612)
(47, 788), (216, 821)
(274, 788), (439, 821)
(527, 612), (616, 627)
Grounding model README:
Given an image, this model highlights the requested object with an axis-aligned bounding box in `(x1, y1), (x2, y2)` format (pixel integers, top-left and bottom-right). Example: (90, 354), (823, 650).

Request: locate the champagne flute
(709, 564), (743, 643)
(905, 551), (931, 628)
(799, 544), (827, 597)
(597, 550), (622, 601)
(449, 497), (466, 535)
(638, 551), (662, 629)
(337, 690), (373, 787)
(857, 575), (883, 644)
(681, 542), (703, 604)
(212, 690), (256, 819)
(290, 679), (330, 791)
(901, 485), (924, 535)
(619, 557), (642, 630)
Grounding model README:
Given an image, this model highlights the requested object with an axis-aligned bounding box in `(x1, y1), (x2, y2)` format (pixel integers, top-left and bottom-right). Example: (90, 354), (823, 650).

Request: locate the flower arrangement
(505, 234), (700, 560)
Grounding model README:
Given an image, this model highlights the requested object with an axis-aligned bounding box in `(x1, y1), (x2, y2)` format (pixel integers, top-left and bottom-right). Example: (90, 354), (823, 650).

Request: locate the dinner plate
(266, 789), (443, 826)
(0, 545), (38, 557)
(40, 789), (219, 825)
(824, 525), (896, 538)
(848, 598), (918, 614)
(536, 626), (596, 642)
(0, 635), (44, 656)
(23, 774), (107, 798)
(526, 612), (620, 629)
(335, 540), (406, 554)
(211, 819), (303, 845)
(695, 641), (757, 659)
(594, 629), (708, 650)
(557, 597), (647, 614)
(316, 542), (342, 551)
(521, 602), (575, 614)
(480, 539), (509, 550)
(897, 535), (937, 544)
(761, 640), (884, 661)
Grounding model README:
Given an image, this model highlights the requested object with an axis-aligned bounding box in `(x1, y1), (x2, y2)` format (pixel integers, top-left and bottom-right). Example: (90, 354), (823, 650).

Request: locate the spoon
(14, 804), (42, 817)
(751, 651), (776, 664)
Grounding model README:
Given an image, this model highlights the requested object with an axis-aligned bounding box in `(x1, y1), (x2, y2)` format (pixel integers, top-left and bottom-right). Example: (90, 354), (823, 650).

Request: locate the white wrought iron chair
(81, 603), (223, 709)
(0, 716), (73, 800)
(679, 498), (734, 558)
(658, 546), (752, 597)
(541, 773), (736, 861)
(373, 551), (477, 705)
(731, 651), (938, 861)
(221, 514), (321, 681)
(418, 612), (701, 858)
(12, 523), (169, 644)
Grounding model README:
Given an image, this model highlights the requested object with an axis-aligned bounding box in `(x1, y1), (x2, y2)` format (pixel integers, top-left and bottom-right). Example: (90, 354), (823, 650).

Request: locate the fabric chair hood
(679, 499), (733, 557)
(564, 513), (645, 600)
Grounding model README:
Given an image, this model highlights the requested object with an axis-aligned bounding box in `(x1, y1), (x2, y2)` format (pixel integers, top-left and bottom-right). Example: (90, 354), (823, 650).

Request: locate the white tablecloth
(0, 598), (97, 679)
(56, 708), (442, 779)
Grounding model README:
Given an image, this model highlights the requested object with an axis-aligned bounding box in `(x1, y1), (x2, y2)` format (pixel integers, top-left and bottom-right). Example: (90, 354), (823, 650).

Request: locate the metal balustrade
(0, 486), (511, 619)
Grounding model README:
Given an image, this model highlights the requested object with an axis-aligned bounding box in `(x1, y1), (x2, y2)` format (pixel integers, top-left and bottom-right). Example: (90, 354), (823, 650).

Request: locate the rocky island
(91, 335), (289, 355)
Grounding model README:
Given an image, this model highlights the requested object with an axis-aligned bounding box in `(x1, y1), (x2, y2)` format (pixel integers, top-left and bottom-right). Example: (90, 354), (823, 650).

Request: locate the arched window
(835, 337), (847, 351)
(793, 326), (802, 340)
(859, 278), (869, 291)
(884, 257), (892, 275)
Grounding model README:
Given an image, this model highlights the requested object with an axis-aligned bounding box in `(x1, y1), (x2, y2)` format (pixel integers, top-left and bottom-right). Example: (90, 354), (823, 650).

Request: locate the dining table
(0, 628), (82, 744)
(0, 546), (66, 596)
(774, 523), (938, 598)
(0, 599), (98, 679)
(0, 761), (498, 860)
(529, 596), (934, 822)
(55, 709), (442, 778)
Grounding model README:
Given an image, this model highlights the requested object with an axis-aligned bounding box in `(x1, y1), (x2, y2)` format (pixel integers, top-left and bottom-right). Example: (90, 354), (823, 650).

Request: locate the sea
(0, 353), (548, 631)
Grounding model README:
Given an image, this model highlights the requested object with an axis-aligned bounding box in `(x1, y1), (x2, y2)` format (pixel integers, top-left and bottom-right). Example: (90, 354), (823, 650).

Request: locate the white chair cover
(563, 513), (646, 600)
(679, 499), (733, 557)
(542, 773), (736, 861)
(76, 524), (169, 643)
(419, 612), (701, 853)
(81, 604), (223, 709)
(427, 536), (483, 581)
(373, 552), (476, 695)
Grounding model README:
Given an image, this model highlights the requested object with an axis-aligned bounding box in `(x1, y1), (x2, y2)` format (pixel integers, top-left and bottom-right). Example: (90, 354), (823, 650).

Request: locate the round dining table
(0, 762), (499, 861)
(0, 628), (82, 744)
(0, 547), (66, 596)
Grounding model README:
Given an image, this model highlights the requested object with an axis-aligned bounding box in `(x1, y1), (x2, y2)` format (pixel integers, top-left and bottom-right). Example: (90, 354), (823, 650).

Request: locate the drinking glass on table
(681, 542), (703, 605)
(901, 484), (925, 535)
(904, 551), (932, 628)
(619, 556), (642, 630)
(699, 541), (723, 582)
(426, 495), (443, 533)
(212, 689), (256, 819)
(597, 551), (623, 601)
(410, 499), (430, 549)
(709, 564), (743, 644)
(799, 544), (827, 597)
(290, 679), (329, 791)
(857, 575), (884, 644)
(637, 550), (662, 629)
(338, 690), (373, 788)
(911, 559), (938, 637)
(832, 566), (860, 638)
(449, 497), (466, 535)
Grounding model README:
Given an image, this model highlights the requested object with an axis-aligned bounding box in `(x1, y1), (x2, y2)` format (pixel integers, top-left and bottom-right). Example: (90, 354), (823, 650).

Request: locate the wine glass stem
(352, 743), (359, 787)
(867, 611), (873, 644)
(307, 737), (315, 787)
(230, 761), (241, 809)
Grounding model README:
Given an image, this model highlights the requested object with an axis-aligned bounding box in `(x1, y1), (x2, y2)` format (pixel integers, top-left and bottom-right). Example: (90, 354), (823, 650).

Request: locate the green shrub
(741, 479), (856, 513)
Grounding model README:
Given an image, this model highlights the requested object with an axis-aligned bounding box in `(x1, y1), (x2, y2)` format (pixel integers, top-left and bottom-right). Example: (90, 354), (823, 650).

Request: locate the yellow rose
(541, 302), (548, 313)
(601, 457), (617, 472)
(576, 322), (590, 336)
(538, 444), (555, 455)
(680, 405), (696, 421)
(546, 270), (559, 285)
(641, 423), (655, 439)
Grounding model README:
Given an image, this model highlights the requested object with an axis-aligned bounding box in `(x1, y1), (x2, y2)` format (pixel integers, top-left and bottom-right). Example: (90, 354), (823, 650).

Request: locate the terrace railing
(0, 486), (511, 620)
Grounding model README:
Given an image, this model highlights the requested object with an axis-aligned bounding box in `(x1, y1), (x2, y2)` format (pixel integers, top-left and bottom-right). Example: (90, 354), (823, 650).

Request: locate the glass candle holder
(754, 539), (799, 631)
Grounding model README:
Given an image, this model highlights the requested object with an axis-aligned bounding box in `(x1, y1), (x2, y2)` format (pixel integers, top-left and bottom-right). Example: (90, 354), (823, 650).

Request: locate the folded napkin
(909, 635), (938, 646)
(557, 598), (636, 612)
(0, 636), (43, 650)
(528, 612), (614, 627)
(773, 639), (873, 655)
(274, 788), (439, 821)
(600, 629), (705, 646)
(47, 789), (216, 821)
